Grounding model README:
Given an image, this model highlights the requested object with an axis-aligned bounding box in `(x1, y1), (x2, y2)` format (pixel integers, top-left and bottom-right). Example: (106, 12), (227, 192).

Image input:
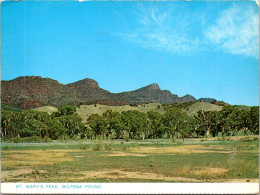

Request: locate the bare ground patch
(1, 168), (33, 179)
(57, 169), (258, 183)
(1, 167), (49, 182)
(67, 169), (202, 182)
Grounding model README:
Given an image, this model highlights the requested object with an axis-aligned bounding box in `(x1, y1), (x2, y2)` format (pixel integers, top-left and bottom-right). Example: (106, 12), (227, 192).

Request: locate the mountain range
(1, 76), (216, 108)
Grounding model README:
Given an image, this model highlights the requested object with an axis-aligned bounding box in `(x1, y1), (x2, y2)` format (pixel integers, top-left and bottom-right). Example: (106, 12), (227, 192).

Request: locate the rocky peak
(138, 83), (161, 92)
(179, 94), (196, 103)
(147, 83), (161, 90)
(7, 76), (61, 85)
(67, 78), (99, 89)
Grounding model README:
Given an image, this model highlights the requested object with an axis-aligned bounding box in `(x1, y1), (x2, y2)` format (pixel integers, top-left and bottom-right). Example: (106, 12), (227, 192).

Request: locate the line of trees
(1, 105), (86, 140)
(1, 105), (259, 141)
(86, 106), (259, 140)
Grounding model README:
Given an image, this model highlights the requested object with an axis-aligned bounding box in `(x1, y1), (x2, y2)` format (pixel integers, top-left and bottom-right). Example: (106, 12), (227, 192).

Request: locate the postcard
(1, 0), (259, 194)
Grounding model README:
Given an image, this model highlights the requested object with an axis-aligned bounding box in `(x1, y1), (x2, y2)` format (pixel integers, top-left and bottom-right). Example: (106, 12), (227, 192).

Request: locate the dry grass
(76, 103), (165, 122)
(172, 166), (229, 182)
(33, 106), (58, 114)
(130, 145), (233, 154)
(1, 141), (258, 183)
(102, 151), (147, 157)
(186, 102), (222, 116)
(1, 149), (79, 169)
(33, 102), (223, 122)
(192, 167), (228, 176)
(184, 135), (259, 142)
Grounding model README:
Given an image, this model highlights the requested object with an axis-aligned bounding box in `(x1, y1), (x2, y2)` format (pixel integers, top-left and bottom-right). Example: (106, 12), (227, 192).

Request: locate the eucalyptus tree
(222, 106), (242, 136)
(147, 110), (164, 138)
(162, 108), (189, 139)
(87, 114), (107, 139)
(194, 110), (219, 138)
(121, 110), (150, 140)
(52, 105), (77, 117)
(249, 106), (259, 134)
(103, 110), (125, 139)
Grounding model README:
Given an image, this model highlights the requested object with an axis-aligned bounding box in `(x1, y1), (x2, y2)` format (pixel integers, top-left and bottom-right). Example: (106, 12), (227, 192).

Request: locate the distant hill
(32, 102), (224, 123)
(198, 98), (217, 103)
(2, 76), (218, 108)
(183, 102), (223, 115)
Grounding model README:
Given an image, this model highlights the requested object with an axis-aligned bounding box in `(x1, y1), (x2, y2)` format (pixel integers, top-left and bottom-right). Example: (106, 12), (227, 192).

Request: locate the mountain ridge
(1, 76), (217, 108)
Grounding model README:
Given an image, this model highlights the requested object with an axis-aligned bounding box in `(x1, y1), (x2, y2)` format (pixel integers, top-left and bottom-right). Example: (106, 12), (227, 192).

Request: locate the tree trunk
(244, 127), (249, 135)
(206, 128), (210, 138)
(232, 128), (238, 136)
(142, 132), (145, 140)
(221, 127), (225, 137)
(4, 122), (7, 137)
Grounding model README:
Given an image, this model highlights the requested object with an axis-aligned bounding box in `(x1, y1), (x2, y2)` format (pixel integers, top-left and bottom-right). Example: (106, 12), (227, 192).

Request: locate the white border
(1, 183), (259, 194)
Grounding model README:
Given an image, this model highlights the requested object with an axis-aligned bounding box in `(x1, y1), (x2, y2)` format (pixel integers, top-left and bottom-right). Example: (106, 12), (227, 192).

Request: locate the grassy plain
(1, 135), (259, 183)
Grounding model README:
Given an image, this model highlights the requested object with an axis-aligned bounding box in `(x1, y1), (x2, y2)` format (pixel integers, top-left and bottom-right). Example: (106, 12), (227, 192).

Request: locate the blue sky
(1, 1), (259, 106)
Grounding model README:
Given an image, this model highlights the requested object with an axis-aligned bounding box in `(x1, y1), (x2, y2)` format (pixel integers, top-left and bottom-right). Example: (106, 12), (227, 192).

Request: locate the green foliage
(79, 144), (89, 150)
(194, 110), (218, 137)
(121, 110), (150, 140)
(162, 108), (190, 139)
(1, 146), (9, 150)
(19, 128), (37, 138)
(1, 103), (259, 142)
(53, 105), (77, 117)
(1, 104), (86, 141)
(147, 111), (163, 138)
(6, 136), (52, 143)
(249, 106), (259, 135)
(44, 118), (66, 139)
(58, 114), (85, 138)
(87, 114), (108, 138)
(1, 104), (22, 112)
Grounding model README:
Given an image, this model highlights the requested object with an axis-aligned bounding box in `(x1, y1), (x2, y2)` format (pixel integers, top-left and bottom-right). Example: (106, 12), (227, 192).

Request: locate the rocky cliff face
(1, 76), (67, 108)
(1, 76), (212, 108)
(116, 83), (181, 104)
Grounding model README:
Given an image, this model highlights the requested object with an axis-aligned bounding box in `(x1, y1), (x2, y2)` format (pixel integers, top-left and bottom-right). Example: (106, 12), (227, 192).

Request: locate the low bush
(239, 136), (258, 142)
(124, 136), (130, 142)
(104, 141), (113, 151)
(79, 144), (89, 150)
(93, 141), (102, 151)
(1, 146), (9, 150)
(6, 136), (52, 143)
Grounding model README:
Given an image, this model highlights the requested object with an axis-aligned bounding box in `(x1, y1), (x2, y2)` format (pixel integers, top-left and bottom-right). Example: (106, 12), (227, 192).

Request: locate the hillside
(183, 102), (223, 115)
(33, 102), (224, 123)
(116, 83), (195, 104)
(33, 106), (59, 115)
(2, 76), (217, 108)
(1, 76), (121, 108)
(1, 76), (67, 108)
